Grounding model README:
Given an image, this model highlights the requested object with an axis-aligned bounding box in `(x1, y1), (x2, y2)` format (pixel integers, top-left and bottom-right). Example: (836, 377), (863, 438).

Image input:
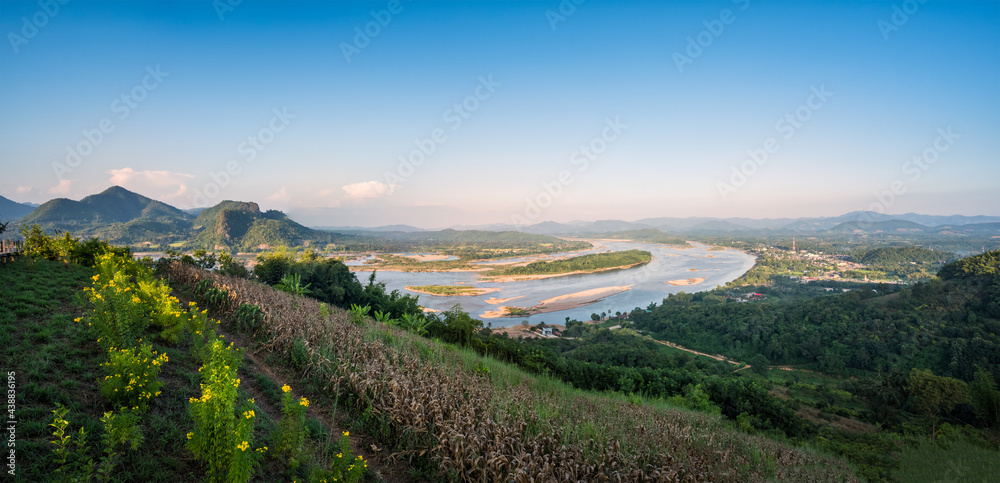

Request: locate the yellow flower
(343, 431), (349, 437)
(282, 385), (291, 393)
(186, 432), (193, 440)
(237, 441), (249, 451)
(299, 397), (309, 408)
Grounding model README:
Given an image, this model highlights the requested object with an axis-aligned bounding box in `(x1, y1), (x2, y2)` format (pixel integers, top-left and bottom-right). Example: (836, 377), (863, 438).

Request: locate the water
(356, 240), (755, 326)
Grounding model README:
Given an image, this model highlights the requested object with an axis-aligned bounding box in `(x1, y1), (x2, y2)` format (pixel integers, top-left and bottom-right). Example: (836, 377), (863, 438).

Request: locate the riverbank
(666, 277), (707, 286)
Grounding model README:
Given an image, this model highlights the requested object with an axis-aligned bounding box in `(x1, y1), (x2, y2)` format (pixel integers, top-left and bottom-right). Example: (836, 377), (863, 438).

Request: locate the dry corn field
(165, 262), (858, 482)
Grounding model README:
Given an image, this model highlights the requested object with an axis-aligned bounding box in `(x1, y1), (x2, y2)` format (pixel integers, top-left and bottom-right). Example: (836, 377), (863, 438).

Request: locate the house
(541, 327), (553, 337)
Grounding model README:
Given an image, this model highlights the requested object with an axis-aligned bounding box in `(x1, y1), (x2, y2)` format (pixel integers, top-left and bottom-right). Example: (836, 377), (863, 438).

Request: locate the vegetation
(580, 228), (690, 246)
(6, 230), (369, 482)
(164, 262), (858, 481)
(406, 285), (488, 296)
(486, 249), (652, 277)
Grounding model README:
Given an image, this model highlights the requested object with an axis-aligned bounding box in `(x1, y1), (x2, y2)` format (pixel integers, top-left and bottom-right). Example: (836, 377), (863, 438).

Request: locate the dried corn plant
(164, 262), (857, 482)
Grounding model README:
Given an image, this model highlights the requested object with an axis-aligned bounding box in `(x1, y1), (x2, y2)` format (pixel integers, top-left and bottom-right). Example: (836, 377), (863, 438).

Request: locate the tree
(907, 368), (970, 437)
(0, 216), (7, 236)
(591, 313), (600, 322)
(750, 354), (770, 378)
(969, 368), (1000, 432)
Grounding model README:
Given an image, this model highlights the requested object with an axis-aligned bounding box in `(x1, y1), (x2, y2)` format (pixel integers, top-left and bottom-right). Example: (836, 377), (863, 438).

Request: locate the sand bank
(479, 285), (634, 318)
(665, 277), (706, 286)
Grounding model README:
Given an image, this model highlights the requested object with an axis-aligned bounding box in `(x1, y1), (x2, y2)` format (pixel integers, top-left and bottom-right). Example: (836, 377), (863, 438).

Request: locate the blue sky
(1, 0), (997, 227)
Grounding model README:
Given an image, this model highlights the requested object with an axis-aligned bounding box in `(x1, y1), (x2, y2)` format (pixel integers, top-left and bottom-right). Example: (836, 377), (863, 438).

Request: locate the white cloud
(341, 180), (396, 200)
(265, 186), (291, 203)
(107, 167), (194, 204)
(49, 179), (73, 195)
(15, 185), (32, 195)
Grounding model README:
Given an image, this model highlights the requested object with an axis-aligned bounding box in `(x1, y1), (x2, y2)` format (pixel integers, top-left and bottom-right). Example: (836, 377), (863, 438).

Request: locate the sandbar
(479, 285), (634, 318)
(396, 253), (453, 262)
(665, 277), (706, 286)
(485, 295), (525, 305)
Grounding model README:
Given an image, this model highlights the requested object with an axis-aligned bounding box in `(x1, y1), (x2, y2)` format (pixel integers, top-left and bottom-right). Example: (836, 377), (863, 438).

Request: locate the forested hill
(632, 250), (1000, 383)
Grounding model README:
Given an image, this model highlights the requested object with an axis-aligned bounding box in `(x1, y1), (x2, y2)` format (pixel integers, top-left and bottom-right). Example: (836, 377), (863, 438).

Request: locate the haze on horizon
(1, 0), (998, 228)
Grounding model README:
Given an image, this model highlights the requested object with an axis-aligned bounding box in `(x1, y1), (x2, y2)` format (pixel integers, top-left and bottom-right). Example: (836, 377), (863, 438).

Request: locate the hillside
(0, 195), (36, 221)
(826, 219), (929, 233)
(22, 186), (191, 225)
(191, 200), (322, 250)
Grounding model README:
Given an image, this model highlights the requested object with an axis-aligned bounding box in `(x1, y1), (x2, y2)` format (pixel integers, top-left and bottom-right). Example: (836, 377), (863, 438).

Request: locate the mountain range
(4, 186), (1000, 247)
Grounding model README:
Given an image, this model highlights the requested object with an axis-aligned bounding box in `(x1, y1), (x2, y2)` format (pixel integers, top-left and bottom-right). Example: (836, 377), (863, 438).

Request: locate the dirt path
(652, 339), (748, 370)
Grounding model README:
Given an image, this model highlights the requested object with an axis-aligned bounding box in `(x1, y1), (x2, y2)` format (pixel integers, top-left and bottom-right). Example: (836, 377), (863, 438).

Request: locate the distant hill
(22, 186), (191, 226)
(827, 219), (929, 234)
(0, 195), (36, 222)
(313, 224), (425, 233)
(192, 200), (324, 250)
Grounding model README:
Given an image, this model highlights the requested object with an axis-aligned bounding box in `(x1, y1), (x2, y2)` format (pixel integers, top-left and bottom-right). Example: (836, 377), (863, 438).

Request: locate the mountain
(826, 219), (929, 234)
(0, 195), (36, 222)
(312, 224), (425, 233)
(21, 186), (191, 226)
(192, 200), (325, 250)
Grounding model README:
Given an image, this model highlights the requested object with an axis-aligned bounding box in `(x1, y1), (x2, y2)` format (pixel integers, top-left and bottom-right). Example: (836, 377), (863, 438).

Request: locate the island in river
(353, 240), (756, 326)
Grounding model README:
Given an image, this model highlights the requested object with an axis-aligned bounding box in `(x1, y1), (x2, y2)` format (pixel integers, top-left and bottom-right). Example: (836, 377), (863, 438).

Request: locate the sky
(1, 0), (998, 228)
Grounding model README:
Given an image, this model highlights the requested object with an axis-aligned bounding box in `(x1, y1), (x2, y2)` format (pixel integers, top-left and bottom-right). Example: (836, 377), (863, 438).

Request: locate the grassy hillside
(165, 261), (858, 481)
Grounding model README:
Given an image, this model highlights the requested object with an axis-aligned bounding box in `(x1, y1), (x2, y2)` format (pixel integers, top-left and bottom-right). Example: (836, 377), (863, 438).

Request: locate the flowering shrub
(99, 343), (167, 412)
(309, 431), (366, 483)
(83, 252), (190, 349)
(276, 384), (309, 466)
(187, 337), (260, 483)
(85, 268), (150, 352)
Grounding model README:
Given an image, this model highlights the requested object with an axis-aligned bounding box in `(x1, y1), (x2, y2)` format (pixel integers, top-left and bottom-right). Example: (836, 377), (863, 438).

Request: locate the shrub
(99, 343), (167, 412)
(309, 431), (366, 483)
(276, 384), (309, 466)
(187, 338), (261, 483)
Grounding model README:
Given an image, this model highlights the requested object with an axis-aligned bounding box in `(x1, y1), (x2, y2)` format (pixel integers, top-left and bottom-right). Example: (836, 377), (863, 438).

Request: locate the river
(355, 240), (755, 327)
